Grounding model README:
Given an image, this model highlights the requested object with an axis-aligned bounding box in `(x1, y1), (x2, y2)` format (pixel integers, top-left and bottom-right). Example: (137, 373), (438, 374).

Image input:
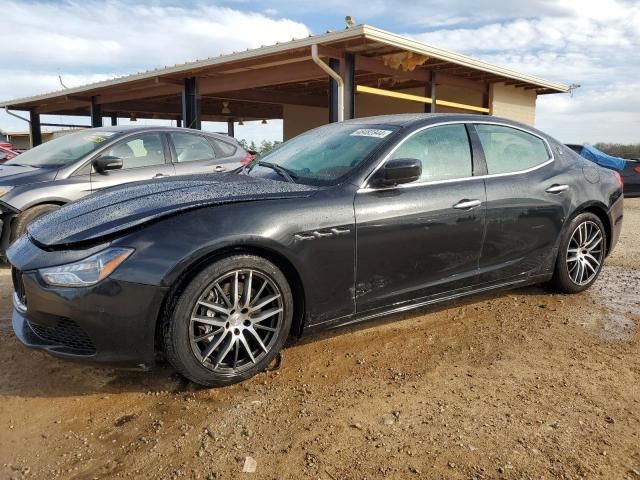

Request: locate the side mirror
(371, 158), (422, 187)
(94, 155), (123, 173)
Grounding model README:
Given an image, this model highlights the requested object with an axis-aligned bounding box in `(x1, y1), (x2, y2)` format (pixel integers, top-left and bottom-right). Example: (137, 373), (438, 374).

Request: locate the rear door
(472, 123), (569, 283)
(168, 132), (241, 176)
(90, 131), (174, 191)
(354, 123), (486, 313)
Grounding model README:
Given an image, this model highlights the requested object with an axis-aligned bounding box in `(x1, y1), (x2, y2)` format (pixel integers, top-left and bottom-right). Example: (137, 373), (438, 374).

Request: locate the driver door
(354, 123), (486, 313)
(90, 132), (175, 191)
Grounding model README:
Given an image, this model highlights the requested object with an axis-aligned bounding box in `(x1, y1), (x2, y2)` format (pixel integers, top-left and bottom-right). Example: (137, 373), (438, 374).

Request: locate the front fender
(110, 189), (357, 325)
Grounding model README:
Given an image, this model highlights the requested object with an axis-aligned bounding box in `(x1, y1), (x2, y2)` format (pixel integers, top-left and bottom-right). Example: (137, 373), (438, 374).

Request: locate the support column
(90, 96), (102, 127)
(182, 77), (201, 129)
(110, 114), (117, 126)
(482, 83), (491, 116)
(227, 120), (235, 137)
(429, 71), (437, 113)
(343, 54), (355, 120)
(176, 118), (182, 128)
(29, 110), (42, 148)
(328, 58), (340, 123)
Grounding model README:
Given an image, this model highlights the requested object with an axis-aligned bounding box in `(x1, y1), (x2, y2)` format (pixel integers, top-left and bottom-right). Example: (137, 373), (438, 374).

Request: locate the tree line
(594, 143), (640, 159)
(237, 139), (282, 156)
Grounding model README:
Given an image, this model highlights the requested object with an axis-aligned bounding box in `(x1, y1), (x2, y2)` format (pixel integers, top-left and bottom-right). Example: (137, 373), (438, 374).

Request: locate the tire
(10, 204), (59, 242)
(163, 254), (294, 387)
(551, 212), (607, 294)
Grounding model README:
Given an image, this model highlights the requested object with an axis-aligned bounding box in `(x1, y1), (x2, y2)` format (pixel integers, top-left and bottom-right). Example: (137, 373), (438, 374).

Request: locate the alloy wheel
(189, 269), (284, 373)
(566, 220), (604, 286)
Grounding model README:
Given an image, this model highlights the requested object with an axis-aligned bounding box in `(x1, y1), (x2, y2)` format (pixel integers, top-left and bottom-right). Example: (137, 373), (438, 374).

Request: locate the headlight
(0, 186), (13, 198)
(39, 248), (134, 287)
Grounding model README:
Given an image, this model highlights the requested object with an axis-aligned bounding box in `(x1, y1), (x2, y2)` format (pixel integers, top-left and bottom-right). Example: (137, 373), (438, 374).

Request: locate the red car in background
(0, 144), (18, 163)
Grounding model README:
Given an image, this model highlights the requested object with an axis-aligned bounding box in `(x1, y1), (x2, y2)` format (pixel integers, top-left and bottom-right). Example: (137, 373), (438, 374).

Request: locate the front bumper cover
(11, 270), (169, 370)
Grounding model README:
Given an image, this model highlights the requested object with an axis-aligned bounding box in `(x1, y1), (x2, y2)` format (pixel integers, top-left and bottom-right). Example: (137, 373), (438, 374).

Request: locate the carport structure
(0, 25), (568, 147)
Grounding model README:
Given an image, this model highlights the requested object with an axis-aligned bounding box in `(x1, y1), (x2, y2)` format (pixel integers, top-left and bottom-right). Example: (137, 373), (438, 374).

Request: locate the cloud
(0, 1), (309, 140)
(406, 0), (640, 143)
(0, 1), (310, 72)
(1, 0), (638, 144)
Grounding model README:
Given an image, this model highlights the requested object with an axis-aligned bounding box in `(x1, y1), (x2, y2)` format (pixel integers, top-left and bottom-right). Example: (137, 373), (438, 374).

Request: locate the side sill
(305, 273), (551, 333)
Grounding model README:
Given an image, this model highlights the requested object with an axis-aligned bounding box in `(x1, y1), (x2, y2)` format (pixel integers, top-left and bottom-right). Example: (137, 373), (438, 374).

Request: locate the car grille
(11, 268), (26, 307)
(28, 319), (96, 354)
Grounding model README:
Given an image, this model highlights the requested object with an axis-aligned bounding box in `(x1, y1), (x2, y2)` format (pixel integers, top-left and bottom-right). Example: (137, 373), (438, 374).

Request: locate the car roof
(338, 113), (555, 143)
(81, 125), (239, 142)
(341, 113), (537, 129)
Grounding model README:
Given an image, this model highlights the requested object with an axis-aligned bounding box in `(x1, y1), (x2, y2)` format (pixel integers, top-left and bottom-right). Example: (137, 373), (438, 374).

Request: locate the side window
(214, 140), (237, 157)
(170, 133), (217, 163)
(72, 162), (92, 176)
(475, 124), (550, 175)
(102, 133), (165, 170)
(390, 124), (472, 182)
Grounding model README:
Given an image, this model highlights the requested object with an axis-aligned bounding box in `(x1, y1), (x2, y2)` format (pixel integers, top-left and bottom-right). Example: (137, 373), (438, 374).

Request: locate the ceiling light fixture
(221, 102), (231, 115)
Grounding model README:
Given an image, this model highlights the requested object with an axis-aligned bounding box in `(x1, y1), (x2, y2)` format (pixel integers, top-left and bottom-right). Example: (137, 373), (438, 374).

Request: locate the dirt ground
(1, 200), (639, 480)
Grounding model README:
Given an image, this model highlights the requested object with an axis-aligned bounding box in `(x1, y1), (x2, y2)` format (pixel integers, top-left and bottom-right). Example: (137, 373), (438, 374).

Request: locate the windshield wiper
(256, 161), (297, 184)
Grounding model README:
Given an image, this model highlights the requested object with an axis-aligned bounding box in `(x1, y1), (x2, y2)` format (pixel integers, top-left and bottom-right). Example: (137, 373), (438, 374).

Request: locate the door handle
(153, 173), (169, 178)
(214, 165), (225, 172)
(453, 199), (482, 210)
(546, 184), (569, 194)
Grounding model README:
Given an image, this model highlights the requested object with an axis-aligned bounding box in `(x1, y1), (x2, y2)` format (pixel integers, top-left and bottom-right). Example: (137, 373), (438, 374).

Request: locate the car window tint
(214, 140), (237, 157)
(170, 133), (217, 162)
(390, 124), (472, 182)
(475, 124), (550, 175)
(103, 133), (165, 169)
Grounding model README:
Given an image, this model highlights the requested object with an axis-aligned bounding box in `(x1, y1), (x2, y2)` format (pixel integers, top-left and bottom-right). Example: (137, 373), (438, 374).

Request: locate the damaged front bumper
(0, 201), (19, 258)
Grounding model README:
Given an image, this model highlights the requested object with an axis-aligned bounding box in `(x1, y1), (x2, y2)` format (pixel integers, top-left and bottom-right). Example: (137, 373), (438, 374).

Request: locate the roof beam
(356, 55), (488, 93)
(356, 55), (429, 82)
(103, 99), (283, 119)
(203, 89), (327, 108)
(197, 61), (324, 95)
(155, 76), (184, 86)
(35, 100), (89, 114)
(94, 84), (182, 105)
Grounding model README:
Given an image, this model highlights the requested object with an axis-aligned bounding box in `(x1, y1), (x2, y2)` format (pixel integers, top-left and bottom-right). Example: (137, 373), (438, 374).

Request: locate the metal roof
(0, 24), (568, 109)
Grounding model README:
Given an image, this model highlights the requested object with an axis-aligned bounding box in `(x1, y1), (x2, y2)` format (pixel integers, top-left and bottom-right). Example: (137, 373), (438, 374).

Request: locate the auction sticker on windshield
(350, 129), (393, 138)
(85, 132), (117, 143)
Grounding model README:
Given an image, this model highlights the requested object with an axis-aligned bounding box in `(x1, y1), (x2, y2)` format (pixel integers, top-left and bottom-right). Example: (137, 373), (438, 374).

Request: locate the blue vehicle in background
(567, 143), (640, 198)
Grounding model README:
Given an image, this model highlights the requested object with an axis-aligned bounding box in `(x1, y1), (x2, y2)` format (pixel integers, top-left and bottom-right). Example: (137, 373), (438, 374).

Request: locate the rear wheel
(163, 255), (293, 387)
(552, 212), (606, 293)
(10, 204), (60, 242)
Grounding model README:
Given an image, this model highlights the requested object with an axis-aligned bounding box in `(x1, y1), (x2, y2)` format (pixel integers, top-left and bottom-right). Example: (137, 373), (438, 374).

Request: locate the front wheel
(551, 212), (606, 293)
(10, 204), (59, 242)
(163, 255), (293, 387)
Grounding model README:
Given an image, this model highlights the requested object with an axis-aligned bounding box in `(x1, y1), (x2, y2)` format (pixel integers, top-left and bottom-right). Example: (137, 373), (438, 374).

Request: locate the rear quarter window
(214, 140), (237, 157)
(475, 124), (551, 175)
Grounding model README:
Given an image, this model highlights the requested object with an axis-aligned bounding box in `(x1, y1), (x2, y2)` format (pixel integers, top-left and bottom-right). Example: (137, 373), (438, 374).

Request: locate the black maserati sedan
(7, 114), (623, 387)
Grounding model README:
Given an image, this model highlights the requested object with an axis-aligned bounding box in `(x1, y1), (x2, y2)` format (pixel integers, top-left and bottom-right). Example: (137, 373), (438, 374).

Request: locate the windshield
(6, 130), (122, 168)
(249, 123), (399, 185)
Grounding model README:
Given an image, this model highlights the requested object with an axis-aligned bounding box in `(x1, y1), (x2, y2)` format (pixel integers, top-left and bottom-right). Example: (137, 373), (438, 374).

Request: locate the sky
(0, 0), (638, 144)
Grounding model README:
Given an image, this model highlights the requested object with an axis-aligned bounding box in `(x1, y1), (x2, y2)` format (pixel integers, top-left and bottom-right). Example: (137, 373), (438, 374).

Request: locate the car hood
(0, 164), (56, 185)
(28, 173), (318, 248)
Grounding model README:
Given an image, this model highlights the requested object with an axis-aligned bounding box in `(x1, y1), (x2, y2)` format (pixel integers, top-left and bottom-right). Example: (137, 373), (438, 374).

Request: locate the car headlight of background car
(0, 186), (13, 198)
(39, 248), (134, 287)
